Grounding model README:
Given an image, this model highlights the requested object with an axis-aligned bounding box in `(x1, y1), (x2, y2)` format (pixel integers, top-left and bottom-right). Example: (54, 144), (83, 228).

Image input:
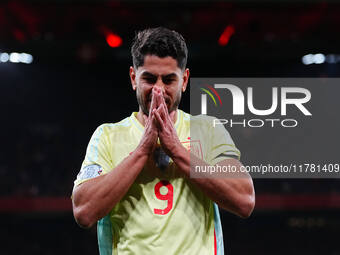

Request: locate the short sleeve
(74, 125), (113, 187)
(207, 118), (241, 165)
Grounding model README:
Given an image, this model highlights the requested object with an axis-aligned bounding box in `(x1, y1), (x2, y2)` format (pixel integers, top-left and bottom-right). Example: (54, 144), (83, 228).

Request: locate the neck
(136, 108), (178, 126)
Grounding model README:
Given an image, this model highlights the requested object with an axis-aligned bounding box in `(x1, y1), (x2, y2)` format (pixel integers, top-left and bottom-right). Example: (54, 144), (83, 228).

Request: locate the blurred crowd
(1, 122), (82, 197)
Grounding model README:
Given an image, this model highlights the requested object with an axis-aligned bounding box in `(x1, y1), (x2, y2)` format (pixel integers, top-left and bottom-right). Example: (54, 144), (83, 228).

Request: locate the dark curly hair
(131, 27), (188, 71)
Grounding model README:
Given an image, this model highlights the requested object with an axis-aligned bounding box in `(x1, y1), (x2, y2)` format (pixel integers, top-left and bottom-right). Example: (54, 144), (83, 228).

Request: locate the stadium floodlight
(302, 54), (314, 65)
(314, 53), (325, 64)
(106, 33), (122, 48)
(9, 52), (20, 63)
(20, 53), (33, 64)
(0, 52), (33, 64)
(0, 53), (9, 63)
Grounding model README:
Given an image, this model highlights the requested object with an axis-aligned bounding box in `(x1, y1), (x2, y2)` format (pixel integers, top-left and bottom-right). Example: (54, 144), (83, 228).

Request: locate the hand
(153, 90), (182, 158)
(136, 88), (159, 156)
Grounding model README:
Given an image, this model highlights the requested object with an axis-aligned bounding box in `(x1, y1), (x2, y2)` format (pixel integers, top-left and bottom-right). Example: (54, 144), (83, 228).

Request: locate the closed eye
(162, 78), (176, 85)
(141, 73), (157, 84)
(162, 74), (178, 85)
(143, 77), (157, 84)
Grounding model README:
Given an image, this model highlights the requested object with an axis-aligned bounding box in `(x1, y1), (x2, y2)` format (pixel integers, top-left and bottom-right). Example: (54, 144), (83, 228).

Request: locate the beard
(136, 88), (182, 116)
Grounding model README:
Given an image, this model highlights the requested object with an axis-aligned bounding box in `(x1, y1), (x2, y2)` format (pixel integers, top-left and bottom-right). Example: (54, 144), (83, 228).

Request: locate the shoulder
(186, 113), (234, 139)
(178, 109), (214, 123)
(97, 116), (133, 131)
(185, 113), (217, 129)
(91, 115), (133, 138)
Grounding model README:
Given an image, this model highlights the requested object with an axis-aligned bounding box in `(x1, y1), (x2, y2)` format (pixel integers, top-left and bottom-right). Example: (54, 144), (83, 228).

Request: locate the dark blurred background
(1, 1), (340, 254)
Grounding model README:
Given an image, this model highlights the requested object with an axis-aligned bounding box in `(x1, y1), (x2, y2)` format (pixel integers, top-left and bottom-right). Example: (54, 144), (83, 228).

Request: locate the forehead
(137, 55), (181, 76)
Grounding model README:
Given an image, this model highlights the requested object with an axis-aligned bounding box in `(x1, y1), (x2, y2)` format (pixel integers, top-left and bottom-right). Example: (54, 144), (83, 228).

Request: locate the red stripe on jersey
(214, 228), (217, 255)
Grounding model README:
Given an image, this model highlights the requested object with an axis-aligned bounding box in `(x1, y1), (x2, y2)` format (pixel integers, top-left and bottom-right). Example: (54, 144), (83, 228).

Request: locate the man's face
(130, 55), (189, 115)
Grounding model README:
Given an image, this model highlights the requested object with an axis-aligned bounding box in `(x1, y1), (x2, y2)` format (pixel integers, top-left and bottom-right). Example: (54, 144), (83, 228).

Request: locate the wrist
(133, 145), (151, 161)
(170, 142), (188, 161)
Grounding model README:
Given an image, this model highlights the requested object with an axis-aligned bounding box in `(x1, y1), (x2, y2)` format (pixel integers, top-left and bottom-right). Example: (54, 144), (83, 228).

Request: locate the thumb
(170, 110), (177, 123)
(143, 114), (148, 126)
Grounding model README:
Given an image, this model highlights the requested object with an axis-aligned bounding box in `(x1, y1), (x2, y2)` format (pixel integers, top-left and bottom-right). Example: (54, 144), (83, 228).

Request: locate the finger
(152, 109), (162, 130)
(159, 92), (170, 116)
(155, 103), (165, 122)
(162, 102), (169, 120)
(161, 102), (172, 123)
(154, 109), (164, 131)
(161, 104), (174, 126)
(151, 109), (159, 127)
(143, 114), (148, 126)
(151, 91), (156, 112)
(154, 87), (162, 108)
(169, 110), (177, 123)
(150, 88), (157, 114)
(159, 89), (166, 106)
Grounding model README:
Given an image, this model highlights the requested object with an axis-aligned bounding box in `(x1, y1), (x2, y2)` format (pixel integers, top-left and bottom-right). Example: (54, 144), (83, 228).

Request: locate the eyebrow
(162, 73), (177, 79)
(141, 72), (178, 79)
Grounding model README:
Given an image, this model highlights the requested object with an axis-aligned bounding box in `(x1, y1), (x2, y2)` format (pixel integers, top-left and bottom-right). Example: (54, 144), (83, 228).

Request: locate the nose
(154, 78), (166, 93)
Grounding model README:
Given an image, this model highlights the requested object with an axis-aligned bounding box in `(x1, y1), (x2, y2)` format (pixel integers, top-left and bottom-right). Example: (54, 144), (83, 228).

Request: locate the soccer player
(72, 27), (255, 255)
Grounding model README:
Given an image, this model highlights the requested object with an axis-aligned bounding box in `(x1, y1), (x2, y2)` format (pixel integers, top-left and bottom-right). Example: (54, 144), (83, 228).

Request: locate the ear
(129, 66), (137, 90)
(181, 68), (190, 92)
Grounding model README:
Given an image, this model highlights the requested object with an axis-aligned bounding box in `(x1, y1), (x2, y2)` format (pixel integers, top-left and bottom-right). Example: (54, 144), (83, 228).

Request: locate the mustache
(147, 96), (171, 105)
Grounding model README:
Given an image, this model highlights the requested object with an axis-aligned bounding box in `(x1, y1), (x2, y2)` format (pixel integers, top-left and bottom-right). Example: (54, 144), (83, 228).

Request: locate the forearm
(72, 148), (148, 228)
(172, 145), (255, 218)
